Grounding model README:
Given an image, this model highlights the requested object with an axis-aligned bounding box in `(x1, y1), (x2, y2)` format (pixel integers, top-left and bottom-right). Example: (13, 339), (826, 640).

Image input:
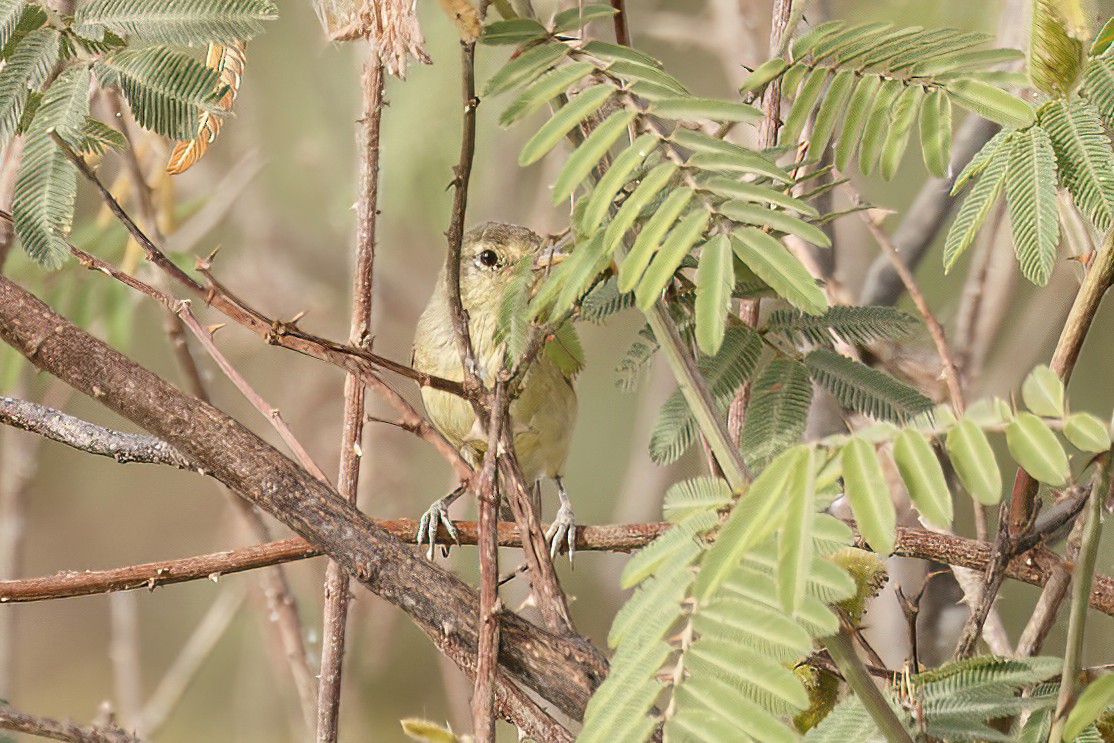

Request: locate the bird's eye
(478, 249), (500, 268)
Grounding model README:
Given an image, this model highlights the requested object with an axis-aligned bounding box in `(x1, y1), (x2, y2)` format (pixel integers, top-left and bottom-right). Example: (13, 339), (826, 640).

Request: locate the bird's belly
(417, 359), (576, 482)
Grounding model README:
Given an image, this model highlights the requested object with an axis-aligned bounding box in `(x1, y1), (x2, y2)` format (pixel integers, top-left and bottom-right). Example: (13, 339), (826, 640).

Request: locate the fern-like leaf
(1005, 124), (1059, 285)
(740, 358), (813, 471)
(944, 131), (1014, 272)
(76, 0), (277, 46)
(805, 349), (934, 422)
(1039, 98), (1114, 232)
(765, 306), (917, 347)
(98, 46), (221, 140)
(0, 27), (59, 143)
(13, 66), (89, 268)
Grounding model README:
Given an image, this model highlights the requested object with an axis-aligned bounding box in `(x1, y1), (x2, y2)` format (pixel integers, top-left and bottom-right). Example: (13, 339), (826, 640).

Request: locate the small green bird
(413, 222), (580, 559)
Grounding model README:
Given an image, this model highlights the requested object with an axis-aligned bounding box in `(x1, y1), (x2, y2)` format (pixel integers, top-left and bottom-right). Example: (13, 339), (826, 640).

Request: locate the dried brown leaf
(165, 40), (246, 175)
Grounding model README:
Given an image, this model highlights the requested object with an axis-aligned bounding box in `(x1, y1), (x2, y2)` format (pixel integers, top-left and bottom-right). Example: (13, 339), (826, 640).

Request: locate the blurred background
(2, 0), (1114, 739)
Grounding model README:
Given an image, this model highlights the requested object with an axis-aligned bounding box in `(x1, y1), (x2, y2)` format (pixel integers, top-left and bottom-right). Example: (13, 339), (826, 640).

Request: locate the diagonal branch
(0, 702), (143, 743)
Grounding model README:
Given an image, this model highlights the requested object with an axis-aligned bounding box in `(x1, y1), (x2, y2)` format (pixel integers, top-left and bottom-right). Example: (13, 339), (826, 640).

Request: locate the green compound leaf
(892, 430), (953, 528)
(841, 436), (896, 555)
(75, 0), (277, 46)
(944, 131), (1014, 272)
(731, 228), (827, 315)
(694, 234), (734, 356)
(1020, 364), (1065, 418)
(1006, 124), (1059, 286)
(1006, 411), (1070, 486)
(695, 445), (810, 602)
(98, 45), (221, 140)
(518, 84), (612, 165)
(1063, 412), (1111, 453)
(946, 418), (1003, 505)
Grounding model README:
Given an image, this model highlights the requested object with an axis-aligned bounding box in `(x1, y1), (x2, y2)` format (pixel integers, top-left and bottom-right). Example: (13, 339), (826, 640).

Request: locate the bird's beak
(533, 247), (567, 272)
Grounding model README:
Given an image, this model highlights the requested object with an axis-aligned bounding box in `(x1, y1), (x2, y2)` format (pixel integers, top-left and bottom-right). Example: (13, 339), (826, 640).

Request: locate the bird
(412, 222), (580, 560)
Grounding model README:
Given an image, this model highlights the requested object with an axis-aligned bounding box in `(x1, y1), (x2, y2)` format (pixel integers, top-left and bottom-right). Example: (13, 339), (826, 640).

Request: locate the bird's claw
(416, 498), (460, 560)
(544, 502), (577, 563)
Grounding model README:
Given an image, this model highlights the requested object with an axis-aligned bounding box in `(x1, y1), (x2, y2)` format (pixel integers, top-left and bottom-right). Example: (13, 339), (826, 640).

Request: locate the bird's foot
(545, 500), (577, 563)
(416, 491), (462, 560)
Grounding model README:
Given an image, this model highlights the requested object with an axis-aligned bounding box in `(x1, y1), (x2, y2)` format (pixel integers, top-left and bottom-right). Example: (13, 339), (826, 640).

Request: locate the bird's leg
(544, 476), (577, 562)
(415, 484), (465, 560)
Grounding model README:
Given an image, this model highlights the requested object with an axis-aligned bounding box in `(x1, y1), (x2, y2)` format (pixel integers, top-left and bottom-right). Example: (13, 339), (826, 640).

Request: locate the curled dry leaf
(165, 40), (246, 175)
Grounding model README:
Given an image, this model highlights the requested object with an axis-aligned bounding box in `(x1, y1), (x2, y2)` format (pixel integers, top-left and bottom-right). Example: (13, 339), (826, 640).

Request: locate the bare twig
(609, 0), (629, 46)
(0, 702), (143, 743)
(316, 54), (385, 743)
(445, 40), (481, 387)
(7, 520), (1114, 622)
(0, 395), (195, 469)
(858, 207), (965, 414)
(109, 592), (143, 725)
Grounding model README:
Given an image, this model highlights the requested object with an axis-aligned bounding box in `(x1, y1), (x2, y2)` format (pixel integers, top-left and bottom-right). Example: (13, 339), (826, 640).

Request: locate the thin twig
(825, 626), (913, 743)
(445, 40), (482, 387)
(858, 207), (965, 414)
(316, 54), (385, 743)
(0, 395), (196, 469)
(6, 521), (1114, 620)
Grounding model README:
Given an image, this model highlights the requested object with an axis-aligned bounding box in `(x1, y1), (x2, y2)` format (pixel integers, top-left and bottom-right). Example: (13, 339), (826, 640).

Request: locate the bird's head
(457, 222), (562, 312)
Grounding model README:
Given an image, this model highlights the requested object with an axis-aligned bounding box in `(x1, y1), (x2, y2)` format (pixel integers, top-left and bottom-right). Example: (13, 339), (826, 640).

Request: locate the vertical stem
(1049, 460), (1108, 743)
(609, 0), (630, 46)
(316, 55), (384, 743)
(472, 380), (506, 743)
(446, 41), (481, 387)
(645, 301), (747, 489)
(825, 628), (914, 743)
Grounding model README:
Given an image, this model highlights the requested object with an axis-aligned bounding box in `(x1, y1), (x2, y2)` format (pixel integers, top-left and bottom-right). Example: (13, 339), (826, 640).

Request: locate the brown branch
(474, 379), (507, 743)
(317, 54), (385, 743)
(7, 520), (1114, 619)
(609, 0), (630, 46)
(0, 522), (667, 603)
(0, 274), (606, 724)
(445, 40), (481, 387)
(0, 702), (142, 743)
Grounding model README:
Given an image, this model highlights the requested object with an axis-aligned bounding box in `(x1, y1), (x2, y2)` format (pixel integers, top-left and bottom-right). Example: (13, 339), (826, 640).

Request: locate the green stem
(825, 629), (915, 743)
(644, 301), (749, 490)
(1049, 457), (1109, 743)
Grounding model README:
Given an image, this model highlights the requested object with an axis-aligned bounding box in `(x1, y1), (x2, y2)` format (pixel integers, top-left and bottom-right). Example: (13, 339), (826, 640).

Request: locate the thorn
(289, 310), (307, 324)
(207, 323), (226, 335)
